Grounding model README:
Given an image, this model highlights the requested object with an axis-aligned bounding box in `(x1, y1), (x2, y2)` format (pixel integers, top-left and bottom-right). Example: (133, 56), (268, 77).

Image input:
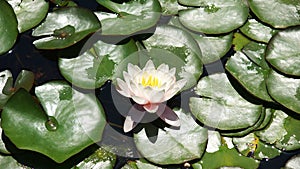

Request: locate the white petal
(158, 106), (180, 127)
(157, 63), (169, 73)
(143, 60), (155, 71)
(116, 78), (131, 97)
(163, 79), (186, 101)
(169, 67), (176, 76)
(127, 63), (141, 76)
(123, 105), (146, 132)
(143, 87), (164, 103)
(143, 103), (159, 113)
(132, 95), (148, 105)
(175, 78), (187, 89)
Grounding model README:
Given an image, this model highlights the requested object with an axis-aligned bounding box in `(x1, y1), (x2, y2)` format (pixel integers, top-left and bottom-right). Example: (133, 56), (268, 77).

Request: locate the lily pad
(266, 70), (300, 114)
(284, 154), (300, 169)
(189, 73), (262, 130)
(32, 7), (101, 49)
(158, 0), (186, 15)
(168, 16), (233, 64)
(232, 32), (251, 51)
(122, 160), (164, 169)
(134, 109), (208, 165)
(255, 108), (273, 131)
(0, 0), (18, 55)
(242, 41), (269, 69)
(0, 155), (31, 169)
(1, 81), (106, 163)
(248, 0), (300, 28)
(192, 132), (259, 169)
(7, 0), (49, 33)
(74, 147), (116, 169)
(178, 0), (249, 34)
(255, 110), (300, 151)
(95, 0), (161, 35)
(59, 39), (137, 89)
(233, 133), (281, 160)
(226, 51), (273, 102)
(0, 70), (13, 109)
(239, 19), (278, 43)
(265, 27), (300, 76)
(142, 25), (203, 90)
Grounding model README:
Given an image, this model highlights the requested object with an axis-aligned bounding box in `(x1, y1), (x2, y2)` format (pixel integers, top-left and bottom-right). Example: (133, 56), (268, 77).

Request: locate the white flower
(116, 60), (187, 132)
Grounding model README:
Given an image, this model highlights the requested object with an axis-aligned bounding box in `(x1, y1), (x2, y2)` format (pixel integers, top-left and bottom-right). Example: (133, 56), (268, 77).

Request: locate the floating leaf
(233, 133), (281, 160)
(142, 25), (203, 90)
(189, 73), (262, 130)
(226, 51), (273, 102)
(255, 110), (300, 151)
(239, 19), (278, 43)
(255, 108), (273, 131)
(284, 154), (300, 169)
(232, 32), (251, 51)
(248, 0), (300, 28)
(242, 41), (269, 69)
(122, 160), (164, 169)
(0, 70), (13, 109)
(179, 0), (249, 34)
(59, 39), (137, 89)
(193, 132), (259, 169)
(74, 147), (116, 169)
(158, 0), (186, 15)
(134, 109), (207, 165)
(0, 155), (31, 169)
(266, 70), (300, 114)
(95, 0), (161, 35)
(0, 0), (18, 55)
(32, 7), (101, 49)
(265, 27), (300, 76)
(1, 81), (106, 163)
(7, 0), (49, 33)
(168, 16), (232, 64)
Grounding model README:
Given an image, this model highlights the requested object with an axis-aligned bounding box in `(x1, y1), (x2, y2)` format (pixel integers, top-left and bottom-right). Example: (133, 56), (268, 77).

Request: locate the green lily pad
(122, 160), (165, 169)
(0, 70), (13, 109)
(266, 70), (300, 114)
(0, 0), (18, 55)
(74, 147), (116, 169)
(232, 32), (251, 52)
(189, 73), (262, 130)
(240, 19), (278, 43)
(248, 0), (300, 28)
(14, 70), (34, 92)
(142, 25), (203, 90)
(0, 155), (31, 169)
(134, 109), (207, 165)
(168, 16), (233, 64)
(265, 27), (300, 76)
(95, 0), (161, 35)
(59, 39), (137, 89)
(255, 108), (273, 131)
(158, 0), (186, 15)
(255, 110), (300, 151)
(233, 133), (281, 160)
(1, 81), (106, 163)
(242, 41), (269, 69)
(226, 51), (273, 102)
(284, 154), (300, 169)
(32, 7), (101, 49)
(7, 0), (49, 33)
(192, 132), (259, 169)
(178, 0), (249, 34)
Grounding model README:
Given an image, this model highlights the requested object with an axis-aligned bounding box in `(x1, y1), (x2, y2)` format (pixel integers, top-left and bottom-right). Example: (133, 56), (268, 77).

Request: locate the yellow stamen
(141, 74), (161, 88)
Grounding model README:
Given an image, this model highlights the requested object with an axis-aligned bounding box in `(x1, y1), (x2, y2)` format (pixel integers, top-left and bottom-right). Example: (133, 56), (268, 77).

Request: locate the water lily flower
(116, 60), (187, 132)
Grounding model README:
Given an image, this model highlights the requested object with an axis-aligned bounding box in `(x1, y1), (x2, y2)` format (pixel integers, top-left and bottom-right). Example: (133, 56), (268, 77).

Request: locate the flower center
(141, 74), (161, 88)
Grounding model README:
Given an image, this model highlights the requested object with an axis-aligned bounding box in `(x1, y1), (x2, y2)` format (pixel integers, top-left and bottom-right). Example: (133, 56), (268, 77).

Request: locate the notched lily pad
(248, 0), (300, 28)
(255, 110), (300, 151)
(179, 0), (249, 34)
(59, 39), (137, 89)
(142, 25), (203, 90)
(95, 0), (161, 35)
(1, 81), (106, 163)
(0, 0), (18, 55)
(226, 51), (273, 102)
(239, 19), (278, 43)
(134, 109), (208, 165)
(265, 26), (300, 76)
(7, 0), (49, 33)
(266, 70), (300, 114)
(189, 73), (262, 130)
(32, 7), (101, 49)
